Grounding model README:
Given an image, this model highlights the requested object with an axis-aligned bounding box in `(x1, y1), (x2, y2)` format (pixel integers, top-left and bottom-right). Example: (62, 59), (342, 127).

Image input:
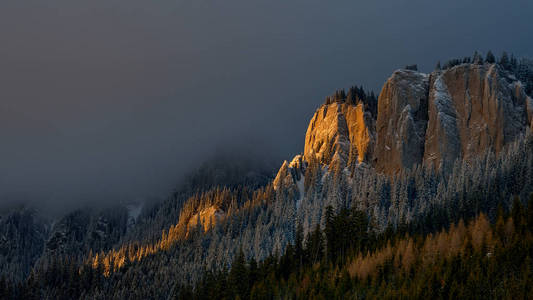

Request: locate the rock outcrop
(300, 63), (532, 175)
(375, 70), (429, 174)
(424, 64), (531, 171)
(273, 155), (306, 191)
(304, 102), (374, 168)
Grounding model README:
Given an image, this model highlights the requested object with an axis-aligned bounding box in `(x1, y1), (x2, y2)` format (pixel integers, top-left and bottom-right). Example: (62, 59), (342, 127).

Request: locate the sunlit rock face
(343, 103), (374, 164)
(187, 205), (225, 232)
(300, 63), (532, 175)
(424, 64), (532, 171)
(273, 154), (306, 192)
(304, 102), (374, 168)
(375, 70), (429, 174)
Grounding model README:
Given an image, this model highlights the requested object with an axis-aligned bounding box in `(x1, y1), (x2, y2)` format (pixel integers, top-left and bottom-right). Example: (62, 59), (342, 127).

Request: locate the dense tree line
(324, 86), (378, 117)
(4, 129), (531, 298)
(0, 209), (49, 282)
(177, 196), (533, 300)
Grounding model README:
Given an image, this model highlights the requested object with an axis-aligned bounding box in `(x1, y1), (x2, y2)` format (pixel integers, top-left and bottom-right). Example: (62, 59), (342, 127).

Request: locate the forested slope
(2, 53), (533, 299)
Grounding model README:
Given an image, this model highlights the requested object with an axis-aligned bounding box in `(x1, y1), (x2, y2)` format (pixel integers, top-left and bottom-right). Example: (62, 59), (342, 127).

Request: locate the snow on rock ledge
(273, 155), (306, 191)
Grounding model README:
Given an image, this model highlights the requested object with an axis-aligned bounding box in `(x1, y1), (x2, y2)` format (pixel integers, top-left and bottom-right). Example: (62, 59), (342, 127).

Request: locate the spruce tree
(228, 248), (248, 299)
(510, 54), (518, 71)
(512, 196), (525, 233)
(527, 194), (533, 230)
(473, 51), (483, 65)
(485, 50), (496, 64)
(500, 51), (510, 70)
(0, 276), (6, 299)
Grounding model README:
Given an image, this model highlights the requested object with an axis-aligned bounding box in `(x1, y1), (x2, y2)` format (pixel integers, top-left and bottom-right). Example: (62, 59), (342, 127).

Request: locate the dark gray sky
(1, 0), (532, 211)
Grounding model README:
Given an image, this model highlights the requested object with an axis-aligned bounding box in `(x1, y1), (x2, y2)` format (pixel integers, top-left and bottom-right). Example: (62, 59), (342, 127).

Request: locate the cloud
(0, 0), (532, 212)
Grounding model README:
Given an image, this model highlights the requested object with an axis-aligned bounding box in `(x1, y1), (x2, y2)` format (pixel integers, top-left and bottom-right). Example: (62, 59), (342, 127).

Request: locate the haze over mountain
(2, 55), (533, 298)
(2, 0), (533, 212)
(3, 1), (533, 298)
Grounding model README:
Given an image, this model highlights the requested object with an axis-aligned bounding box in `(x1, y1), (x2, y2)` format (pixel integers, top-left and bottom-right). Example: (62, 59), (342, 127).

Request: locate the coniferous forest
(186, 200), (533, 300)
(1, 50), (533, 299)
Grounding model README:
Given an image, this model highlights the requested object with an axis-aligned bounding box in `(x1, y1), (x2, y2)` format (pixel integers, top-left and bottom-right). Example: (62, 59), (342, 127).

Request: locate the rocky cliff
(297, 63), (532, 176)
(303, 102), (374, 168)
(425, 64), (531, 171)
(375, 70), (429, 173)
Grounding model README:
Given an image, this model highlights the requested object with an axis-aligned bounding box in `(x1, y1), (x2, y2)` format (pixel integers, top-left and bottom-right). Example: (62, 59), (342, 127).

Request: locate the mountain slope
(3, 57), (533, 299)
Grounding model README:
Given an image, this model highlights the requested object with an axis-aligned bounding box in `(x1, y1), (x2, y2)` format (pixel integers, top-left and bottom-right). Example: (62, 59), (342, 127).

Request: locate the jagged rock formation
(425, 64), (532, 171)
(375, 70), (429, 174)
(301, 63), (533, 175)
(273, 155), (306, 196)
(304, 102), (374, 168)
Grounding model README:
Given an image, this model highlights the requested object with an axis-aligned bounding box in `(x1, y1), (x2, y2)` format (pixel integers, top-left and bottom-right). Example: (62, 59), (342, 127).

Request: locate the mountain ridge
(298, 62), (533, 176)
(2, 56), (533, 299)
